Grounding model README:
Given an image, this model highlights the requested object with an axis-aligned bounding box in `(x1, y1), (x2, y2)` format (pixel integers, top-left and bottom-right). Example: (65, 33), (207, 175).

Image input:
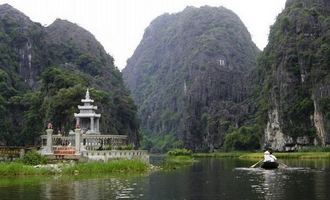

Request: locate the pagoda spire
(85, 88), (90, 100)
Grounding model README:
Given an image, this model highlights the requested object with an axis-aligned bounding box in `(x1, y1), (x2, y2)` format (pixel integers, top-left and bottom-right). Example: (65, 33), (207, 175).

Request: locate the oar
(250, 159), (263, 168)
(278, 161), (288, 168)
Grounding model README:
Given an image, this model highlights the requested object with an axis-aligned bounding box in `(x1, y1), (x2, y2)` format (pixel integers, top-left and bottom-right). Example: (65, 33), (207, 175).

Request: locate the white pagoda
(74, 89), (101, 134)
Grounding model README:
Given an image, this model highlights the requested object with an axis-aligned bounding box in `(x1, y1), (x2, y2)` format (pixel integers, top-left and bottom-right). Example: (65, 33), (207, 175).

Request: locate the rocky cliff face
(0, 4), (139, 146)
(123, 6), (259, 151)
(259, 0), (330, 150)
(0, 4), (45, 88)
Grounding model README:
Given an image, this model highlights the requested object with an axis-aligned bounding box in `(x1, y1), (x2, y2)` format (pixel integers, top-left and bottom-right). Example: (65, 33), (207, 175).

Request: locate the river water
(0, 158), (330, 200)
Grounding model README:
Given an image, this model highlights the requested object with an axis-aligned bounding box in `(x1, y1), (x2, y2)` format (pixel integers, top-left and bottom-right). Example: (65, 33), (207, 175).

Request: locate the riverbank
(0, 159), (150, 176)
(194, 151), (330, 159)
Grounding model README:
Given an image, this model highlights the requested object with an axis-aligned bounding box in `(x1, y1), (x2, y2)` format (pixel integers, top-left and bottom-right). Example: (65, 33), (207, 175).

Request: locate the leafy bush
(21, 150), (47, 165)
(167, 148), (192, 157)
(224, 126), (261, 151)
(140, 130), (183, 153)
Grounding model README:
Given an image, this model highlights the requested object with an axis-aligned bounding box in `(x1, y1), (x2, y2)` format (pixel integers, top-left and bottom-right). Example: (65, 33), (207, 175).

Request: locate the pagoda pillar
(90, 117), (94, 132)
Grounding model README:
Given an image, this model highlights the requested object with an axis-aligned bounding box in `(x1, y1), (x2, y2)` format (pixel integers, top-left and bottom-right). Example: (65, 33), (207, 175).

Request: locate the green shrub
(140, 130), (183, 153)
(117, 145), (133, 150)
(21, 150), (48, 165)
(121, 144), (134, 150)
(167, 148), (192, 157)
(224, 126), (261, 151)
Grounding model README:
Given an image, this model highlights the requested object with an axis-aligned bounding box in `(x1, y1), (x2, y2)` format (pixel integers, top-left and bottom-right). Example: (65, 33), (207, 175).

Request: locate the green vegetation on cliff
(0, 4), (139, 146)
(123, 6), (259, 151)
(257, 0), (330, 149)
(224, 125), (261, 151)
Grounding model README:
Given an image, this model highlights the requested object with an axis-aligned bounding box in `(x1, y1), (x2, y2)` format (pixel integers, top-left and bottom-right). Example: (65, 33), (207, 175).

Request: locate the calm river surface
(1, 158), (330, 200)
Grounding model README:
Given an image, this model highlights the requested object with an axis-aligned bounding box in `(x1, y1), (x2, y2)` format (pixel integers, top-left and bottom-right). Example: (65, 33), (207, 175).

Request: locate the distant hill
(123, 6), (260, 151)
(0, 4), (139, 146)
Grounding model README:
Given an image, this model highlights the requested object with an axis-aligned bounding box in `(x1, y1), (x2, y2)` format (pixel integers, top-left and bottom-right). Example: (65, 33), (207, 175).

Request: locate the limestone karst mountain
(0, 4), (139, 146)
(123, 6), (260, 151)
(258, 0), (330, 150)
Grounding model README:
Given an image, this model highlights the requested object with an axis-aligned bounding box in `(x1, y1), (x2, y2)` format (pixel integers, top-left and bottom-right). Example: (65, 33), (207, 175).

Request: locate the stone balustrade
(82, 134), (128, 150)
(40, 129), (146, 162)
(81, 150), (149, 162)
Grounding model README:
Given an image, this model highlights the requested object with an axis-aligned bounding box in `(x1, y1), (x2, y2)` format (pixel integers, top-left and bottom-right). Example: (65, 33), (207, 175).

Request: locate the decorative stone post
(75, 123), (81, 155)
(19, 149), (25, 158)
(46, 123), (53, 154)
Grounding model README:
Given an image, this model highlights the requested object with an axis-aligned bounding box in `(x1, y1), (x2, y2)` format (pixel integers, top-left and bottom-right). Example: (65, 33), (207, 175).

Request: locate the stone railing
(39, 129), (148, 162)
(0, 146), (25, 160)
(52, 135), (76, 146)
(81, 150), (149, 162)
(40, 129), (129, 155)
(82, 134), (128, 151)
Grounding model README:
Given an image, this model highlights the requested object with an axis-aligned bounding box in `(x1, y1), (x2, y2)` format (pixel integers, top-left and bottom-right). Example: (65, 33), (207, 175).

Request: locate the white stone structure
(74, 89), (101, 134)
(40, 89), (149, 162)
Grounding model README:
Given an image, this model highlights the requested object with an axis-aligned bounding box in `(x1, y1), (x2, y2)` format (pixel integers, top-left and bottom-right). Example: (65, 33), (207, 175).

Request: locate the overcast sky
(0, 0), (286, 70)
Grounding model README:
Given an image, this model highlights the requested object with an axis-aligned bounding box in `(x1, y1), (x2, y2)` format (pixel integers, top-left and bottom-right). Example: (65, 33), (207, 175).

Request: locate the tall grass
(239, 152), (330, 159)
(298, 146), (330, 152)
(167, 149), (192, 156)
(62, 159), (149, 175)
(0, 159), (149, 176)
(194, 151), (249, 158)
(194, 151), (330, 160)
(162, 155), (195, 170)
(274, 152), (330, 159)
(0, 162), (54, 176)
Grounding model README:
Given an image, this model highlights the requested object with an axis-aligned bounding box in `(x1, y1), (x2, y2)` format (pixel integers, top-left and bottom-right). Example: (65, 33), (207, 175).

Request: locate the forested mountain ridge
(258, 0), (330, 150)
(0, 4), (139, 146)
(123, 6), (260, 151)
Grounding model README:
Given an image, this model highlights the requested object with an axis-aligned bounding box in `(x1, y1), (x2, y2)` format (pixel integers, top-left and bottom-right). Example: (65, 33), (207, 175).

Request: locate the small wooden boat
(260, 161), (279, 169)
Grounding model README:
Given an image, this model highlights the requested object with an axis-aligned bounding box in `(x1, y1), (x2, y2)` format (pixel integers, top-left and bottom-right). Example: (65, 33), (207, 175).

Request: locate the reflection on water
(0, 175), (147, 200)
(235, 165), (329, 200)
(0, 158), (330, 200)
(41, 177), (147, 200)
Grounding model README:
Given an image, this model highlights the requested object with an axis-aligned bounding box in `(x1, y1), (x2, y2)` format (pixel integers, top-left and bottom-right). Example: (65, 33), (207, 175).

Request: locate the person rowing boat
(261, 150), (279, 169)
(264, 150), (276, 162)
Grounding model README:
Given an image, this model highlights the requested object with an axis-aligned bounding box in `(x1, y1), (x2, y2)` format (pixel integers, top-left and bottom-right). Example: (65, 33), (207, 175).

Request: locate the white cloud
(0, 0), (286, 69)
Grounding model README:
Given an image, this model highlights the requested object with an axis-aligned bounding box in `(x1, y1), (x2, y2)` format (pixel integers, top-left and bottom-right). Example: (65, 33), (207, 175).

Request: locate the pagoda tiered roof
(74, 89), (101, 118)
